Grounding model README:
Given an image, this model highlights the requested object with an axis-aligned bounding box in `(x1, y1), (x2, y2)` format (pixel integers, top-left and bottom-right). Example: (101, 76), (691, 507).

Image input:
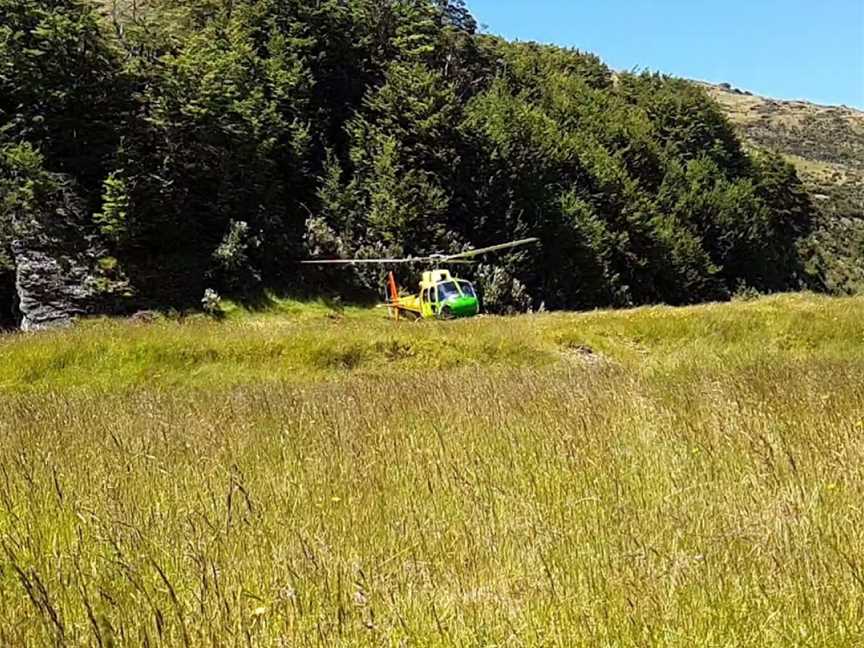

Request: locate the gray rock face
(14, 243), (97, 331)
(11, 174), (130, 331)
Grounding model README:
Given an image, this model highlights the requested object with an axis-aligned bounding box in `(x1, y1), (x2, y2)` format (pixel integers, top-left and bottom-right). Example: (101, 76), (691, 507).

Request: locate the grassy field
(1, 293), (864, 646)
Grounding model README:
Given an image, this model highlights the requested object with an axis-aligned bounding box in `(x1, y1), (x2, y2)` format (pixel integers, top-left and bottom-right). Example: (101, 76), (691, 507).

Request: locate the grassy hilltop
(2, 294), (864, 645)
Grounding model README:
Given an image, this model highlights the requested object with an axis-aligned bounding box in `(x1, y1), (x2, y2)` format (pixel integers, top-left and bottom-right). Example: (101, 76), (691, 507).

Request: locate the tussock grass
(1, 293), (863, 645)
(1, 292), (861, 390)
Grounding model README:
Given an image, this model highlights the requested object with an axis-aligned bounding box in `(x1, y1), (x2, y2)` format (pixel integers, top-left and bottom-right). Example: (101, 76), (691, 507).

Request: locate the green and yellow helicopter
(302, 238), (539, 320)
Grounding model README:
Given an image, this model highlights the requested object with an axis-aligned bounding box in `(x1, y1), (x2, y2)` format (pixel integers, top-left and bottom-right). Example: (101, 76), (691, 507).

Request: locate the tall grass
(1, 293), (863, 645)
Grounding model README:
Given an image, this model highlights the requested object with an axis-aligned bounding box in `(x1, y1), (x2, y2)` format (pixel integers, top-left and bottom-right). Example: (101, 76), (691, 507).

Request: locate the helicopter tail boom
(386, 271), (401, 321)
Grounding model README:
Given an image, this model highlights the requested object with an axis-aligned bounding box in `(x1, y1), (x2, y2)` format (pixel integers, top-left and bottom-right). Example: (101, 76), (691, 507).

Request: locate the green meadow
(1, 293), (863, 645)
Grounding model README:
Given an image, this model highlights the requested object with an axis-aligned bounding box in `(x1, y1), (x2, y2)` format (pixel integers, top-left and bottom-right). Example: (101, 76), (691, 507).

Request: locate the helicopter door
(421, 287), (434, 318)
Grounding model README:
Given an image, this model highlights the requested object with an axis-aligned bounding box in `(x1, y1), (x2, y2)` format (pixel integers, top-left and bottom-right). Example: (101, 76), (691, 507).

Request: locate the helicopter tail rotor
(385, 271), (400, 321)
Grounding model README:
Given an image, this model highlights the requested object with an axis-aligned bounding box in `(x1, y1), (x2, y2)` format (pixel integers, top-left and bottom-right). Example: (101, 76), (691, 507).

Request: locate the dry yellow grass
(1, 293), (863, 645)
(703, 82), (864, 195)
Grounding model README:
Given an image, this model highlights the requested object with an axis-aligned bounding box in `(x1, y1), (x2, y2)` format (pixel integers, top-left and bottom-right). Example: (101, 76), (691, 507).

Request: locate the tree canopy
(0, 0), (820, 323)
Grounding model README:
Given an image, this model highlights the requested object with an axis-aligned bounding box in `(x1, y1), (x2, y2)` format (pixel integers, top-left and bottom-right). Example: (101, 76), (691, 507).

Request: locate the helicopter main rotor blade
(442, 237), (539, 261)
(300, 258), (477, 265)
(300, 258), (433, 265)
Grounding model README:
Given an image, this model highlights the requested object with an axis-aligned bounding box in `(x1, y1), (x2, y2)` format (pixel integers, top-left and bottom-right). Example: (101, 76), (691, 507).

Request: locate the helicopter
(301, 238), (539, 320)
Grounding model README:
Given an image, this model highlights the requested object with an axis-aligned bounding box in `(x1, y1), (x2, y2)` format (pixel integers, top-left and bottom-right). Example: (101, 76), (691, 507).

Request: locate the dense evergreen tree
(0, 0), (821, 320)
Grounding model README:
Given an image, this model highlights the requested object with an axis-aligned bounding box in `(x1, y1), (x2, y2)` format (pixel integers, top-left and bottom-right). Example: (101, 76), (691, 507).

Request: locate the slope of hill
(0, 1), (822, 330)
(703, 83), (864, 293)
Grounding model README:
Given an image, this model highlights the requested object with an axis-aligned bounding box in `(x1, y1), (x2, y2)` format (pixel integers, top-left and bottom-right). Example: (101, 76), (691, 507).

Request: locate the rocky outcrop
(14, 243), (98, 331)
(10, 173), (131, 331)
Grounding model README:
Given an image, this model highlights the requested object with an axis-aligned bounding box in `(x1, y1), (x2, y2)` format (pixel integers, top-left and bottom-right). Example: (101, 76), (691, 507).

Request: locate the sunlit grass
(1, 293), (863, 645)
(1, 292), (861, 390)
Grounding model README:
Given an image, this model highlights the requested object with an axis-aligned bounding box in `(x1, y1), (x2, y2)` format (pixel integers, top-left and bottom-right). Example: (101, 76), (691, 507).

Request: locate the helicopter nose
(449, 297), (479, 317)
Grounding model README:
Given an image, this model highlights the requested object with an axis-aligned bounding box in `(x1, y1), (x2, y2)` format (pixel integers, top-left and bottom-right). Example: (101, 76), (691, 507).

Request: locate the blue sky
(467, 0), (864, 108)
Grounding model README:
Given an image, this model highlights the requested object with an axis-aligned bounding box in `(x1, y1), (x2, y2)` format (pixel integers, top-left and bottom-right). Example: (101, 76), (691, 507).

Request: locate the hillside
(2, 294), (864, 645)
(704, 83), (864, 292)
(0, 0), (819, 330)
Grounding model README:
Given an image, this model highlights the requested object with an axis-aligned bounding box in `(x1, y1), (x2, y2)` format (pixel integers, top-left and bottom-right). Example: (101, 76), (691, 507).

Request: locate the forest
(0, 0), (818, 326)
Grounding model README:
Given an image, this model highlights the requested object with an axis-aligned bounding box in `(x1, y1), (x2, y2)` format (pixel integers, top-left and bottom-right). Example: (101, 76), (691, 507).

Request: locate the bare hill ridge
(702, 82), (864, 292)
(702, 82), (863, 205)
